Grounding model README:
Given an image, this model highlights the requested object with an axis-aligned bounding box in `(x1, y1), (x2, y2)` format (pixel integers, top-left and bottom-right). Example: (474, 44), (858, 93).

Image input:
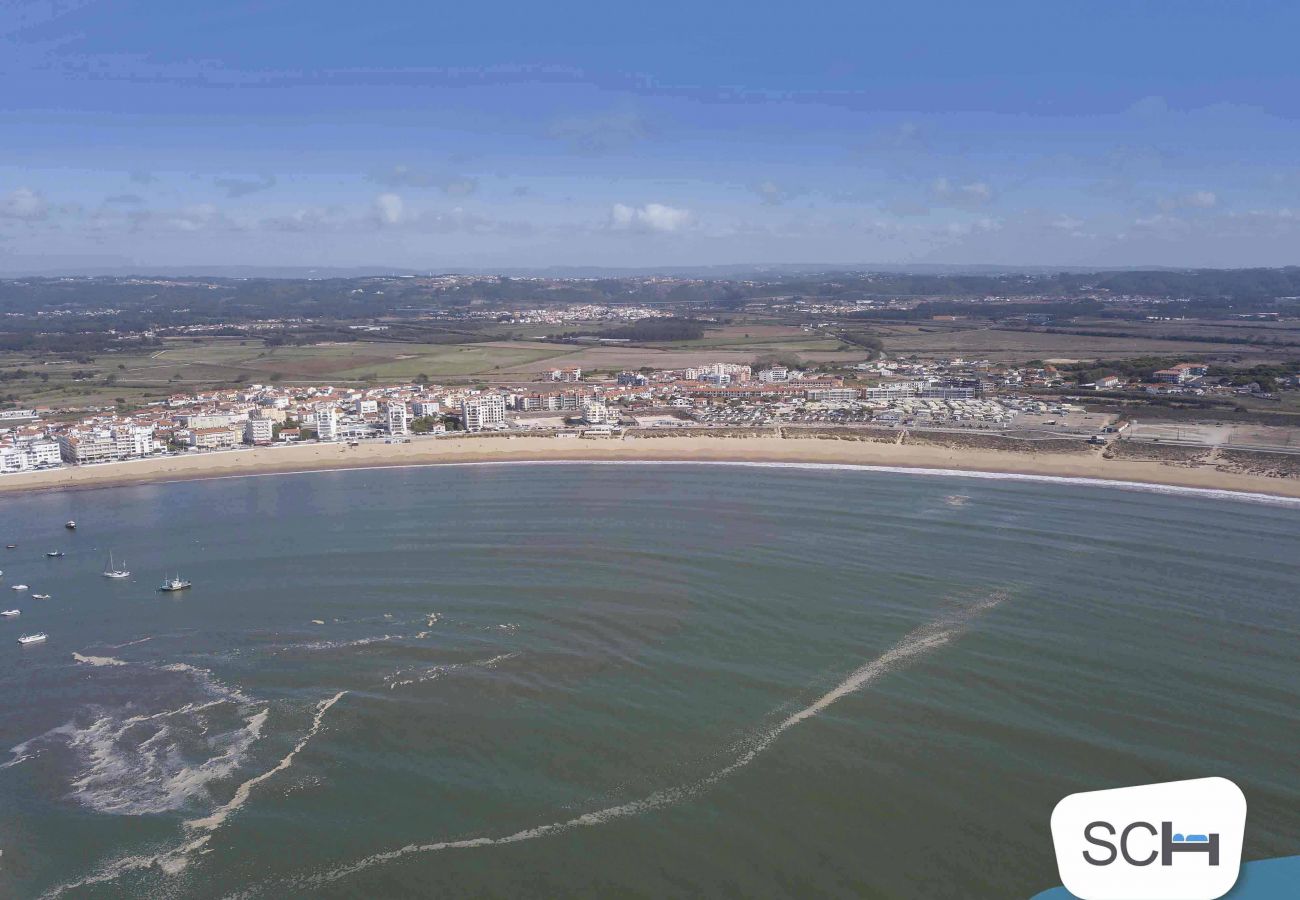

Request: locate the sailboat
(158, 574), (192, 592)
(103, 552), (130, 579)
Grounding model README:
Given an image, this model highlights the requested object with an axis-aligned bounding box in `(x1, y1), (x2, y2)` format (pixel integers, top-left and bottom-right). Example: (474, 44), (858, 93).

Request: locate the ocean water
(0, 463), (1296, 899)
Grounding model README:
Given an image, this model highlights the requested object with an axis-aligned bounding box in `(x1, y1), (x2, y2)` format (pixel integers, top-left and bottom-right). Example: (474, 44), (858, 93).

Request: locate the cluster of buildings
(6, 349), (1292, 477)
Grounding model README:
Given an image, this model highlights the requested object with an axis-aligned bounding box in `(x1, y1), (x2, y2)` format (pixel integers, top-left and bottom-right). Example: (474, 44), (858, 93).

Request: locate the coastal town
(3, 352), (1296, 478)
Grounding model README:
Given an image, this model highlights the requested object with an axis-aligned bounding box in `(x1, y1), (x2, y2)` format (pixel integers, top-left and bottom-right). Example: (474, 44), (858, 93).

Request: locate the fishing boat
(10, 584), (28, 591)
(102, 552), (130, 579)
(46, 550), (65, 558)
(2, 610), (20, 617)
(18, 633), (47, 645)
(65, 521), (76, 530)
(31, 594), (50, 600)
(158, 575), (192, 592)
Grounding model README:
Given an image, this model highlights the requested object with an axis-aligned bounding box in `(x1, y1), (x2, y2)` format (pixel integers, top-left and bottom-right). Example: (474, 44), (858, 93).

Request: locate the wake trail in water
(300, 591), (1006, 889)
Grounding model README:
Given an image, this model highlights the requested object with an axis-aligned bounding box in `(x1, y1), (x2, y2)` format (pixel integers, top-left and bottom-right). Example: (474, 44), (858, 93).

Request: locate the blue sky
(2, 0), (1299, 271)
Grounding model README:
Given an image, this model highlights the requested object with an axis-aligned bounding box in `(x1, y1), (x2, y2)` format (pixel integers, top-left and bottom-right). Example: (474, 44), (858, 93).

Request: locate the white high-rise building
(384, 400), (410, 436)
(316, 403), (340, 441)
(461, 395), (506, 432)
(582, 400), (608, 424)
(244, 418), (275, 444)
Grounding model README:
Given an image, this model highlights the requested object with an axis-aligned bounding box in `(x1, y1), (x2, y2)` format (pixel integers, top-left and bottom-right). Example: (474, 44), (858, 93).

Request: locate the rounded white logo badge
(1050, 777), (1247, 900)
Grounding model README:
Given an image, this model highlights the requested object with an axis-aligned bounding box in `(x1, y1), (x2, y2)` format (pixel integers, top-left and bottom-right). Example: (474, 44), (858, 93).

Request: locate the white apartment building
(411, 399), (441, 417)
(462, 394), (507, 431)
(582, 400), (609, 424)
(354, 398), (379, 415)
(384, 400), (410, 436)
(182, 414), (233, 430)
(758, 366), (790, 383)
(316, 403), (340, 441)
(244, 417), (275, 445)
(58, 426), (157, 464)
(550, 367), (583, 382)
(805, 388), (862, 402)
(0, 440), (61, 473)
(189, 427), (240, 450)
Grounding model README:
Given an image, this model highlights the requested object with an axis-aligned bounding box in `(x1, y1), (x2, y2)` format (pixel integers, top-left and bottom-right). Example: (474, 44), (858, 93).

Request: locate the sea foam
(300, 591), (1006, 888)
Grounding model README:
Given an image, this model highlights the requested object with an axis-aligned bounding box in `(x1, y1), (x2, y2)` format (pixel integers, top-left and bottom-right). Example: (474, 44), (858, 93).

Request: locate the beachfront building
(189, 426), (241, 450)
(384, 401), (410, 436)
(0, 439), (62, 473)
(582, 400), (609, 424)
(57, 425), (158, 464)
(515, 390), (586, 412)
(354, 398), (379, 415)
(462, 394), (507, 431)
(315, 403), (340, 441)
(411, 399), (441, 417)
(244, 417), (275, 445)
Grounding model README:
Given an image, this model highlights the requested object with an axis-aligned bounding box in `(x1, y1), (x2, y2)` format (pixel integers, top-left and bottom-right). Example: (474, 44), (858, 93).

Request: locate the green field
(0, 323), (863, 407)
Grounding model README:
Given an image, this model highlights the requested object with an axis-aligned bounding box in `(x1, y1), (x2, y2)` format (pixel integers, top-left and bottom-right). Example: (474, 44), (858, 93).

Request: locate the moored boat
(103, 552), (130, 579)
(10, 584), (28, 591)
(2, 610), (20, 617)
(18, 633), (47, 645)
(46, 550), (65, 558)
(31, 594), (50, 600)
(65, 521), (76, 530)
(158, 575), (192, 592)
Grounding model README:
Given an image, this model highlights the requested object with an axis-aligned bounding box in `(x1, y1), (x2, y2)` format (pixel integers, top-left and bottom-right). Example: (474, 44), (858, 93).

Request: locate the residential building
(189, 427), (240, 450)
(316, 403), (340, 441)
(244, 418), (275, 445)
(384, 400), (410, 436)
(550, 367), (583, 382)
(462, 394), (507, 431)
(411, 399), (441, 417)
(582, 400), (609, 424)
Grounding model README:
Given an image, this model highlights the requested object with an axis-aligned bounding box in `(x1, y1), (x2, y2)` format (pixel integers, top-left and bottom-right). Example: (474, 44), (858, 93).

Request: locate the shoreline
(3, 433), (1300, 502)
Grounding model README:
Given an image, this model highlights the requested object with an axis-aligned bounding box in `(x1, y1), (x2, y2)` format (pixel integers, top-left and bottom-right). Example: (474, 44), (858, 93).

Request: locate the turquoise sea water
(0, 463), (1296, 898)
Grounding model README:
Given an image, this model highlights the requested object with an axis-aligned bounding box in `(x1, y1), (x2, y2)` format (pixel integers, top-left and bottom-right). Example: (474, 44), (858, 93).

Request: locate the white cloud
(931, 178), (994, 208)
(608, 202), (692, 233)
(751, 180), (793, 206)
(374, 192), (404, 225)
(166, 203), (222, 232)
(1159, 189), (1218, 211)
(1, 187), (48, 220)
(548, 110), (652, 153)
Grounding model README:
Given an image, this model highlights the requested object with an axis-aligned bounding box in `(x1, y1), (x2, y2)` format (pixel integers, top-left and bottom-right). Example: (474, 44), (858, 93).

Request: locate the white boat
(46, 550), (65, 558)
(2, 610), (20, 617)
(10, 584), (28, 591)
(18, 633), (47, 645)
(103, 552), (130, 579)
(158, 575), (192, 592)
(31, 594), (50, 600)
(65, 521), (76, 530)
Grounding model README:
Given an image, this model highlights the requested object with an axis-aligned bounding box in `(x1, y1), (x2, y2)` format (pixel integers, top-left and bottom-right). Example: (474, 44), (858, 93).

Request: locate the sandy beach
(2, 432), (1299, 500)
